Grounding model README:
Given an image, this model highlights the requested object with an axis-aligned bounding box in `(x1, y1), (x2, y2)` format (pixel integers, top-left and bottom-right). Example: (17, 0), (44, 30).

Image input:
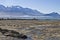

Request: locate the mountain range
(0, 5), (60, 19)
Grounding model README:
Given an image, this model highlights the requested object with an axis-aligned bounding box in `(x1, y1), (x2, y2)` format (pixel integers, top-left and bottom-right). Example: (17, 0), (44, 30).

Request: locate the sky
(0, 0), (60, 14)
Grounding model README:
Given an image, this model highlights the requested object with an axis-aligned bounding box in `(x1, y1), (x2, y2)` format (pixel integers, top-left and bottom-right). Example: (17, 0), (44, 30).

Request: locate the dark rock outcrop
(0, 28), (27, 39)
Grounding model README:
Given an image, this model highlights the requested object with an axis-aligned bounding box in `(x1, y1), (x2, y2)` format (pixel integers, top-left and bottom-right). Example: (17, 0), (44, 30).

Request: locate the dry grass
(0, 20), (60, 40)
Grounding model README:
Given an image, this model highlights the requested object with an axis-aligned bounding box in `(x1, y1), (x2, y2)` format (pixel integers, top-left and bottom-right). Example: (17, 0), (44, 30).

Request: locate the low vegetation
(0, 20), (60, 40)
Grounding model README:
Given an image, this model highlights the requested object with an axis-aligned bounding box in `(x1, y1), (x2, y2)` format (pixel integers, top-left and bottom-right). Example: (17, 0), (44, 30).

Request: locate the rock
(0, 28), (28, 39)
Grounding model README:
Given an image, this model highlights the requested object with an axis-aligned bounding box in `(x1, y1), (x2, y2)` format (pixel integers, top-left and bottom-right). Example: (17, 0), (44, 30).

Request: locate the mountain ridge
(0, 5), (60, 19)
(0, 5), (43, 16)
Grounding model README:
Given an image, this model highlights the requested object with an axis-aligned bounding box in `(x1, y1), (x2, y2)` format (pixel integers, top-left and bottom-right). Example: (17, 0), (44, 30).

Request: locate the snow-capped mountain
(0, 5), (60, 19)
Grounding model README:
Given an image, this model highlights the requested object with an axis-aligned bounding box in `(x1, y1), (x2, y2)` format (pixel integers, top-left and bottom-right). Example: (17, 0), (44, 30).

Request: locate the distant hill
(0, 5), (60, 19)
(44, 12), (60, 17)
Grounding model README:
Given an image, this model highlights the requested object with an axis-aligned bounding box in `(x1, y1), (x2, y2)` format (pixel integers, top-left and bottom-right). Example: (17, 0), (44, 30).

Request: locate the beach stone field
(0, 20), (60, 40)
